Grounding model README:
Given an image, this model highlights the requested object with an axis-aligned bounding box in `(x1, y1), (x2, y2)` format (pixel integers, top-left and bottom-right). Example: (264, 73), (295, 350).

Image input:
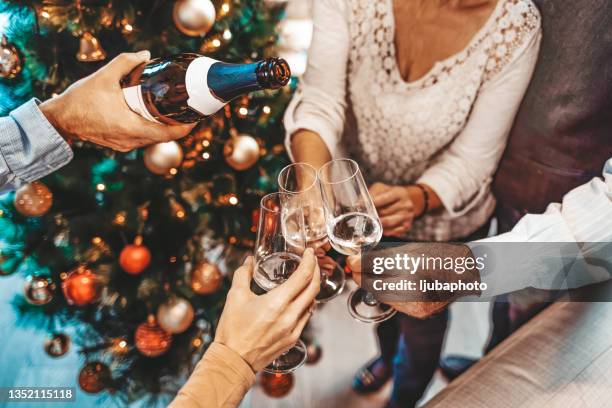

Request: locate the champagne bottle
(121, 53), (291, 125)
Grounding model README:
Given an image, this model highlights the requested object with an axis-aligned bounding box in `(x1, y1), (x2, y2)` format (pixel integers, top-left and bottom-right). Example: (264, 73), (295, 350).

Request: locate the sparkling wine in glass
(278, 163), (345, 302)
(318, 159), (396, 323)
(254, 192), (308, 373)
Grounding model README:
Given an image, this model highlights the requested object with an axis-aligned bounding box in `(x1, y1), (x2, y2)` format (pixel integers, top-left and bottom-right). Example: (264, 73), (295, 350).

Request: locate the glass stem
(320, 270), (328, 285)
(363, 291), (378, 306)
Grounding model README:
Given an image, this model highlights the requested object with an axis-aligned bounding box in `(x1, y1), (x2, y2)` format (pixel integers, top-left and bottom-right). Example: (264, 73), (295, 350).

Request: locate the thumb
(346, 255), (361, 273)
(231, 256), (254, 290)
(103, 50), (151, 78)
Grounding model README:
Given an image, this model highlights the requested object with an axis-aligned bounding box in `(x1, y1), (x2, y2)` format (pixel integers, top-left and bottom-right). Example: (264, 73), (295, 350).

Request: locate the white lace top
(284, 0), (542, 241)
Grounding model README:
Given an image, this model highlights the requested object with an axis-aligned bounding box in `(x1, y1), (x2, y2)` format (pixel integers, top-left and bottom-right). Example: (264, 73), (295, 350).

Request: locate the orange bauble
(61, 266), (101, 306)
(135, 315), (172, 357)
(119, 244), (151, 275)
(260, 372), (294, 398)
(78, 361), (111, 394)
(190, 261), (223, 295)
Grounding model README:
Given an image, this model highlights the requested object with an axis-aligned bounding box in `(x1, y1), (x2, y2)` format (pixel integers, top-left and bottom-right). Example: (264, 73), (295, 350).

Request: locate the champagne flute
(317, 159), (396, 323)
(278, 162), (346, 302)
(254, 192), (308, 373)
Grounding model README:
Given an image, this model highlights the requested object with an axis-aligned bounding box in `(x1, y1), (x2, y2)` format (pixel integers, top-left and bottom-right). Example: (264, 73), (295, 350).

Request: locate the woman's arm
(283, 0), (349, 167)
(416, 28), (543, 218)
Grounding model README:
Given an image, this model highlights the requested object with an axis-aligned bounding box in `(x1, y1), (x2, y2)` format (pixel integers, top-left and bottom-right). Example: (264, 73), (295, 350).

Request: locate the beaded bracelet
(414, 184), (429, 219)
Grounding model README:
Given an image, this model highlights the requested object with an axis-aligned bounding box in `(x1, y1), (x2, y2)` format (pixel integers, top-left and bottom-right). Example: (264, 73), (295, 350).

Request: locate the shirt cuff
(468, 230), (530, 298)
(204, 342), (256, 385)
(2, 99), (73, 183)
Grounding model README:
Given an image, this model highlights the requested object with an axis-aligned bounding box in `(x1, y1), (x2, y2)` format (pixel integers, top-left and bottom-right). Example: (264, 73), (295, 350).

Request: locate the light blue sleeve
(0, 99), (73, 189)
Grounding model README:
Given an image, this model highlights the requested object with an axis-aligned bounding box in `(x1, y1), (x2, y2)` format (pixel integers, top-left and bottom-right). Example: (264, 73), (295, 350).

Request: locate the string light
(202, 152), (210, 160)
(96, 183), (106, 191)
(228, 195), (239, 205)
(238, 107), (248, 116)
(169, 168), (178, 176)
(113, 212), (126, 226)
(202, 140), (210, 147)
(221, 2), (231, 15)
(111, 338), (129, 355)
(262, 106), (271, 114)
(92, 237), (102, 245)
(211, 38), (222, 48)
(222, 29), (232, 40)
(40, 11), (50, 19)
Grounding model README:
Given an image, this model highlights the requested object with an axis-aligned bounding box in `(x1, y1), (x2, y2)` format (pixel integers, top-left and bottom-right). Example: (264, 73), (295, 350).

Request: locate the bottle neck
(207, 58), (291, 102)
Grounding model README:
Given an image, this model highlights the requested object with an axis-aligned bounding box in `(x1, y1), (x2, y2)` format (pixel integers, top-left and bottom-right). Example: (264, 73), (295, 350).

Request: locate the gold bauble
(44, 333), (71, 357)
(14, 181), (53, 217)
(144, 141), (184, 175)
(173, 0), (216, 37)
(190, 261), (223, 295)
(24, 276), (56, 305)
(76, 32), (106, 62)
(223, 134), (261, 171)
(0, 35), (22, 79)
(156, 297), (195, 334)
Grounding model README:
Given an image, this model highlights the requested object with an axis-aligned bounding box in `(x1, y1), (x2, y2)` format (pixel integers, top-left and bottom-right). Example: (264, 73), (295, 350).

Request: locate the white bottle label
(185, 56), (227, 116)
(122, 56), (227, 123)
(122, 84), (162, 124)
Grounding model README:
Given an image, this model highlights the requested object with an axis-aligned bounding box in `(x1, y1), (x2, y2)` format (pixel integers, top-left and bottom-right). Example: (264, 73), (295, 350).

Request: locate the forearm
(169, 342), (255, 408)
(289, 129), (332, 169)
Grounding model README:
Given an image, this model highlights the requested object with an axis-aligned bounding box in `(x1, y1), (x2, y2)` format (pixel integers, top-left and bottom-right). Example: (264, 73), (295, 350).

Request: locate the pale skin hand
(346, 255), (449, 319)
(370, 182), (443, 237)
(40, 51), (195, 152)
(214, 248), (321, 372)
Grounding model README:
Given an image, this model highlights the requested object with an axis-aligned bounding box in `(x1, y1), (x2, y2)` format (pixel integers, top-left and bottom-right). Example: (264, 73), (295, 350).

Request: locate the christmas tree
(0, 0), (295, 404)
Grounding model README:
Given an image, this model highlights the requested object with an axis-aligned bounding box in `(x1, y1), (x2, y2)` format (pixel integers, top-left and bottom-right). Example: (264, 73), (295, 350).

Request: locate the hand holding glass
(253, 192), (308, 373)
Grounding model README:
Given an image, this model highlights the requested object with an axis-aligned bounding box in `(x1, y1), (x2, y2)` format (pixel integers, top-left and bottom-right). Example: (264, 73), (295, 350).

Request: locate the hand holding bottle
(40, 51), (195, 152)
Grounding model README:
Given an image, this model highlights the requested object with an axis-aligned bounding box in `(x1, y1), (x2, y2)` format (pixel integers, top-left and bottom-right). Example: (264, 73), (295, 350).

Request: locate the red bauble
(119, 244), (151, 275)
(135, 316), (172, 357)
(61, 266), (101, 306)
(78, 361), (111, 394)
(260, 372), (294, 398)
